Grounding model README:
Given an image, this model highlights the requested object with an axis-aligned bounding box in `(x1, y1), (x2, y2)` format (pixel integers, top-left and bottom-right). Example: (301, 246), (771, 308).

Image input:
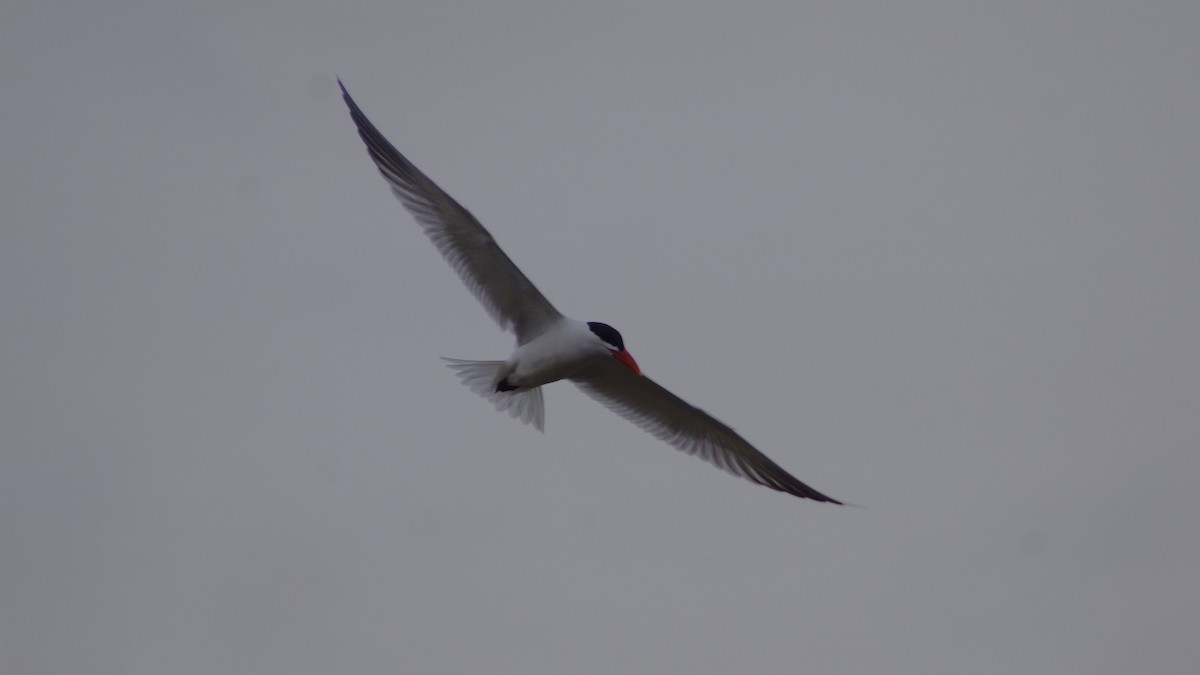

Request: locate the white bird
(340, 80), (841, 504)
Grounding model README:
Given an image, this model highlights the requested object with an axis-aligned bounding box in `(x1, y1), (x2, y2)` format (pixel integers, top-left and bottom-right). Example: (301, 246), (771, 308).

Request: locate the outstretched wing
(571, 359), (842, 503)
(340, 80), (562, 343)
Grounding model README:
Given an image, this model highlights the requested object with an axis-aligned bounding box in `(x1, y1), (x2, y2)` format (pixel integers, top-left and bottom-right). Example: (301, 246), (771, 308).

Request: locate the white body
(502, 318), (608, 390)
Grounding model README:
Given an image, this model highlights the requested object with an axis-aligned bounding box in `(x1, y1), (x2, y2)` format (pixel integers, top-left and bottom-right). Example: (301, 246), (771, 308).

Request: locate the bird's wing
(340, 80), (562, 343)
(571, 359), (842, 503)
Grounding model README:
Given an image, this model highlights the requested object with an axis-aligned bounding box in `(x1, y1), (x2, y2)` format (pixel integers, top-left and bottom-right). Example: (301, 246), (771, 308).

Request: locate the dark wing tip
(802, 490), (844, 506)
(336, 79), (425, 195)
(774, 475), (844, 505)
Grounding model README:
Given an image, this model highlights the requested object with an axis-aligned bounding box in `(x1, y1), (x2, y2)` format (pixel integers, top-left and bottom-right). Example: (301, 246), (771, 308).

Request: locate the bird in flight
(339, 80), (841, 504)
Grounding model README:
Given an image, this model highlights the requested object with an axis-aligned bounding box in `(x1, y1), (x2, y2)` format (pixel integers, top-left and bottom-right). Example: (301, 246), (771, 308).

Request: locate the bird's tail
(441, 358), (545, 432)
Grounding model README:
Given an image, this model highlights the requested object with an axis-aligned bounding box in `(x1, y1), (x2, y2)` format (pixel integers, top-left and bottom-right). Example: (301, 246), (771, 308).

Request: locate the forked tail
(441, 358), (545, 432)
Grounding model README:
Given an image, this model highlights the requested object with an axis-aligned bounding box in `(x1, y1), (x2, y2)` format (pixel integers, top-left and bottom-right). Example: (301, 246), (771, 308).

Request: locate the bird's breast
(507, 320), (604, 388)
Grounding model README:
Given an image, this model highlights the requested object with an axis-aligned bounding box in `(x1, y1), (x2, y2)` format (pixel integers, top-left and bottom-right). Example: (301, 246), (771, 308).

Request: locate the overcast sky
(3, 2), (1198, 673)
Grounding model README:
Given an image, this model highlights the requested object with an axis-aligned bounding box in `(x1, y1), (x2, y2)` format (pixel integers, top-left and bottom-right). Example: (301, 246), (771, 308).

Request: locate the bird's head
(587, 322), (641, 376)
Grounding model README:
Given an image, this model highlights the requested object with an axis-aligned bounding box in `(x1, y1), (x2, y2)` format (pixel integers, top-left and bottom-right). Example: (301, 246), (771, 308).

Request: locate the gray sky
(3, 2), (1198, 673)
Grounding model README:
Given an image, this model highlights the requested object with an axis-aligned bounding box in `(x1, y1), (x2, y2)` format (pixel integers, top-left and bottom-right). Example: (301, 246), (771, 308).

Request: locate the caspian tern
(340, 80), (841, 504)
